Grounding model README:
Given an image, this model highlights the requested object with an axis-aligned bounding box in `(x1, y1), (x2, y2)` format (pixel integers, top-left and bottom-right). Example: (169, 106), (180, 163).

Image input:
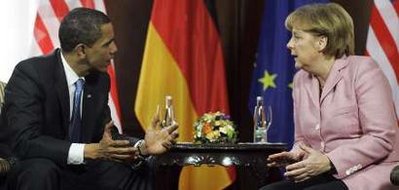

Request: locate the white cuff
(67, 143), (85, 165)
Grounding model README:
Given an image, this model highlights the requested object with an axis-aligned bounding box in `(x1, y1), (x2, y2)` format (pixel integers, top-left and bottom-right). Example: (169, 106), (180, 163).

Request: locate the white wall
(0, 1), (39, 82)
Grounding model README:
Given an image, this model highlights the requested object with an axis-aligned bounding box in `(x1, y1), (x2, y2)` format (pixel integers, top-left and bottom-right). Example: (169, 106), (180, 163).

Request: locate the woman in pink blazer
(261, 3), (399, 190)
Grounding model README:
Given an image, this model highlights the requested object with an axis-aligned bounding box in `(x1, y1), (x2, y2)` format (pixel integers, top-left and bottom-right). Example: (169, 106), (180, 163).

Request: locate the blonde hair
(285, 3), (354, 58)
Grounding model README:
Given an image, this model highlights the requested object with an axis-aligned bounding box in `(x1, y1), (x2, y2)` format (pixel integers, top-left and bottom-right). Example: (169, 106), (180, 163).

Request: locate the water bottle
(162, 96), (175, 127)
(253, 96), (267, 143)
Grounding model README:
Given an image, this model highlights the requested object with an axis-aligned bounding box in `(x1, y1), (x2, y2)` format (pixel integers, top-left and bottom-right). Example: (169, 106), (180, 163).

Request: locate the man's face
(84, 23), (118, 73)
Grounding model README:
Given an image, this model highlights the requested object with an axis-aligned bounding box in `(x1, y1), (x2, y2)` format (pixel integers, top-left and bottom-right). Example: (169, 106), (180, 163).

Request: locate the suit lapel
(82, 82), (93, 142)
(54, 50), (70, 134)
(304, 74), (321, 110)
(320, 58), (348, 104)
(81, 74), (101, 142)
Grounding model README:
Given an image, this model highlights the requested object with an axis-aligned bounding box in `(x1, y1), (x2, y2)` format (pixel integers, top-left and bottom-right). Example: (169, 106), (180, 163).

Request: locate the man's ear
(318, 35), (328, 52)
(75, 43), (87, 58)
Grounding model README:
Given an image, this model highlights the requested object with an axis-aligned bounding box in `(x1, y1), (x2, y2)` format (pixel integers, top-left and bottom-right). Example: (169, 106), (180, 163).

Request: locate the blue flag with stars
(249, 0), (328, 149)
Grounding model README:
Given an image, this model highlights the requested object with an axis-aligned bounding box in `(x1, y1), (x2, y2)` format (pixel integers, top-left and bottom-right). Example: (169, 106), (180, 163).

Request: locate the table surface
(155, 142), (287, 167)
(153, 142), (287, 189)
(170, 142), (286, 149)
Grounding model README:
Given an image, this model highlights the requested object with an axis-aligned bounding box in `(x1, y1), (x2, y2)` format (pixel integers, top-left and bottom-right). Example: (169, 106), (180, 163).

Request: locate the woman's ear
(318, 35), (328, 52)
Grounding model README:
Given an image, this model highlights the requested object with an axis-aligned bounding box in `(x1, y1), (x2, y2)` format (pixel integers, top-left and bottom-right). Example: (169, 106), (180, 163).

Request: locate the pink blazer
(292, 56), (399, 190)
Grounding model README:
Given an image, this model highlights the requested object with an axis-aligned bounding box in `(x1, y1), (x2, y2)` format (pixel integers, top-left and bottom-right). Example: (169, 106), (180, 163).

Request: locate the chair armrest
(0, 158), (10, 176)
(390, 165), (399, 185)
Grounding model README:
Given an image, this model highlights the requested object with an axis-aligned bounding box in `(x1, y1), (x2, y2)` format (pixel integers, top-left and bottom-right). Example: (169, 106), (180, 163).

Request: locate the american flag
(31, 0), (123, 132)
(366, 0), (399, 119)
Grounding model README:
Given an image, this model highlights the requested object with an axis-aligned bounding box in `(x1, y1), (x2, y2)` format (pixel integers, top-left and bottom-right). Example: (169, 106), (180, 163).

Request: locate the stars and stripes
(366, 0), (399, 119)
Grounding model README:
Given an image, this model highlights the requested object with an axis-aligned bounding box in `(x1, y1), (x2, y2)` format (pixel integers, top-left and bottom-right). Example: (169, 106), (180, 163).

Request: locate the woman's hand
(267, 149), (305, 168)
(284, 144), (332, 183)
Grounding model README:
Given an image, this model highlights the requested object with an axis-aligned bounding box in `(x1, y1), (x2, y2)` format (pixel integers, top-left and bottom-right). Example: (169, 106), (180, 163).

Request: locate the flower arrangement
(193, 111), (238, 144)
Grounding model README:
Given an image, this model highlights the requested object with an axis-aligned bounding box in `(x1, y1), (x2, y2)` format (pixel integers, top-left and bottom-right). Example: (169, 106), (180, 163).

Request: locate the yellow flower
(193, 111), (238, 144)
(206, 130), (221, 142)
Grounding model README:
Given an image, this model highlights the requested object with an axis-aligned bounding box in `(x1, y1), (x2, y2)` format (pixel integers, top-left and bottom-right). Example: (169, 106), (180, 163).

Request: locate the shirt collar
(60, 51), (84, 87)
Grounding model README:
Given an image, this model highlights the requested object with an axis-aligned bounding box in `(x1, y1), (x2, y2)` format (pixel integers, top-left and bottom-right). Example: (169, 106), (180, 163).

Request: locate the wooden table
(154, 142), (287, 189)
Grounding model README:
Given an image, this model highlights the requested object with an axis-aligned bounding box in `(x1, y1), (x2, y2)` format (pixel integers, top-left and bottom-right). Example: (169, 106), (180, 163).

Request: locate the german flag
(134, 0), (235, 189)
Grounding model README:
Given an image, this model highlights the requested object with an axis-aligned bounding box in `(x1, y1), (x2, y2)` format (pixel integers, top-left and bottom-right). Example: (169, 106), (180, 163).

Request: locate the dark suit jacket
(0, 49), (137, 167)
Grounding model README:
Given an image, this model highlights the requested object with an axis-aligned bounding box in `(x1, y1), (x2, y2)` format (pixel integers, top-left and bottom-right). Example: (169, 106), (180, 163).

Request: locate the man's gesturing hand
(85, 121), (138, 162)
(141, 106), (179, 155)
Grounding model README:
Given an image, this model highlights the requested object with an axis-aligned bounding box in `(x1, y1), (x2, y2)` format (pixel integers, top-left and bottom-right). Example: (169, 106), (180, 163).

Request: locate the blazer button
(315, 124), (320, 130)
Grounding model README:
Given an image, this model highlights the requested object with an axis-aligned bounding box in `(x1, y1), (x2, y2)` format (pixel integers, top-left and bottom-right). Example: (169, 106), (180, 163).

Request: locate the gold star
(288, 82), (293, 89)
(258, 70), (277, 91)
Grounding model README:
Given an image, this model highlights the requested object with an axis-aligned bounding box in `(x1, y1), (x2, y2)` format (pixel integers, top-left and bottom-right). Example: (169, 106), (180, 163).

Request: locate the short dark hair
(59, 7), (111, 52)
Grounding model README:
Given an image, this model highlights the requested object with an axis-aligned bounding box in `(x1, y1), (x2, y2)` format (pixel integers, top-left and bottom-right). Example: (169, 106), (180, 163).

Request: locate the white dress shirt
(61, 52), (85, 165)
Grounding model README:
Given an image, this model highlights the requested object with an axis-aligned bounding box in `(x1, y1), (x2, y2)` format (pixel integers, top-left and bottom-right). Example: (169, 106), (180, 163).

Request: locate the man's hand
(85, 121), (138, 162)
(140, 107), (179, 155)
(284, 144), (332, 183)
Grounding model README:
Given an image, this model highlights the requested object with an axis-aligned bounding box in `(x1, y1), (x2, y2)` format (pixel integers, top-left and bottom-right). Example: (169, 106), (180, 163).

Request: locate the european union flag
(249, 0), (329, 149)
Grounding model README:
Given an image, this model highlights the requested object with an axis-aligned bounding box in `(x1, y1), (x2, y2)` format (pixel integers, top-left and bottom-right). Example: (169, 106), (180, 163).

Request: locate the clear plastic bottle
(253, 96), (267, 143)
(162, 95), (175, 127)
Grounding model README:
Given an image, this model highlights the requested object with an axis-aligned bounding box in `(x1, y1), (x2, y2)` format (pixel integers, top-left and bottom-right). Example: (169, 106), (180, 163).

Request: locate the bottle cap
(166, 96), (172, 107)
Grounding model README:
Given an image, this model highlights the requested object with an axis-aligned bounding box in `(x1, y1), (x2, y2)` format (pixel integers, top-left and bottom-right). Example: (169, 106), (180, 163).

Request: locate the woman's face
(286, 28), (324, 71)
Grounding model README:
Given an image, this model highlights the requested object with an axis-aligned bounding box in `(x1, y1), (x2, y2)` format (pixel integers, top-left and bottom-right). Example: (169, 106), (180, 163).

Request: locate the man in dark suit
(0, 7), (178, 190)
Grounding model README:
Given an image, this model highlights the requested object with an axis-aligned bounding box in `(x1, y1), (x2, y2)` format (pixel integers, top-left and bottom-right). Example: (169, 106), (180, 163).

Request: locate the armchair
(0, 81), (13, 189)
(0, 81), (5, 112)
(390, 165), (399, 185)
